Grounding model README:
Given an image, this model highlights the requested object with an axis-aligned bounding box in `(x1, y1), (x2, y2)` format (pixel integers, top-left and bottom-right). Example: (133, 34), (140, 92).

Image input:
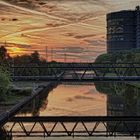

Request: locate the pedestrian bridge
(11, 63), (140, 82)
(2, 62), (140, 138)
(4, 116), (140, 138)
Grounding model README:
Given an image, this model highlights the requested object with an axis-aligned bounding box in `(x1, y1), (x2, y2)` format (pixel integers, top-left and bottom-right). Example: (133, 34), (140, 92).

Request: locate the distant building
(107, 6), (140, 53)
(107, 95), (125, 116)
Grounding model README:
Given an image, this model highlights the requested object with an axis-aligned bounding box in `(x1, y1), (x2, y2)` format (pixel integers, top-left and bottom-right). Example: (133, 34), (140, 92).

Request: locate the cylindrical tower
(136, 6), (140, 49)
(107, 10), (136, 53)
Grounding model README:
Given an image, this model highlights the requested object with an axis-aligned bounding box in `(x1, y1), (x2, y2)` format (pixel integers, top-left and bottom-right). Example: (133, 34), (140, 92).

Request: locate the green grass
(0, 89), (32, 105)
(126, 82), (140, 88)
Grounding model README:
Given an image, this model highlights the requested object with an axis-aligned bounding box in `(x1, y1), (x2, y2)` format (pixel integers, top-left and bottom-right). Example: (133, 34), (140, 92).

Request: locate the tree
(0, 46), (9, 61)
(31, 51), (40, 63)
(0, 66), (10, 101)
(14, 55), (31, 64)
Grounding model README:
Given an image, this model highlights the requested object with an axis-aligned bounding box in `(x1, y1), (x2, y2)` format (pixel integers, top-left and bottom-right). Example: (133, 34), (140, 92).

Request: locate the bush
(0, 66), (10, 101)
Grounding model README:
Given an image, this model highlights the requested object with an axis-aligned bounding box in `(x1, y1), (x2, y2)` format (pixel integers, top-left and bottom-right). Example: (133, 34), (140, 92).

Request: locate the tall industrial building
(107, 6), (140, 53)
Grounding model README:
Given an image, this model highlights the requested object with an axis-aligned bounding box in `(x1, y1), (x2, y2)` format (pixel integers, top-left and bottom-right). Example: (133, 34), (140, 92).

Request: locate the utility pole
(45, 46), (48, 62)
(64, 48), (67, 63)
(12, 57), (15, 77)
(51, 47), (53, 62)
(4, 40), (7, 48)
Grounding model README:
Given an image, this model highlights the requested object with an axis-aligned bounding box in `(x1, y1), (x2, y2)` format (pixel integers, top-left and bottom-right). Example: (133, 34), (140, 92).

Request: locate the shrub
(0, 66), (10, 101)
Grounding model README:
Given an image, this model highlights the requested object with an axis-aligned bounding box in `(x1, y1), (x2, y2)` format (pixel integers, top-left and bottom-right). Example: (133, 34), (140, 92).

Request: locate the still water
(18, 84), (106, 117)
(6, 82), (140, 140)
(17, 82), (140, 117)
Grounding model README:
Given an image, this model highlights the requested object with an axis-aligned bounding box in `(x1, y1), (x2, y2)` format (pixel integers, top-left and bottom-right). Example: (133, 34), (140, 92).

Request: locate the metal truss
(4, 116), (140, 138)
(10, 63), (140, 82)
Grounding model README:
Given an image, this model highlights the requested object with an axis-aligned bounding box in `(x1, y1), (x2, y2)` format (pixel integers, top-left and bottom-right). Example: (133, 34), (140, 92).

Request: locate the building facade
(107, 6), (140, 53)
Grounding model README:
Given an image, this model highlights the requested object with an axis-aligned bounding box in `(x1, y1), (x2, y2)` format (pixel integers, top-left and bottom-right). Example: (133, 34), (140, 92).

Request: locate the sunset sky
(0, 0), (140, 62)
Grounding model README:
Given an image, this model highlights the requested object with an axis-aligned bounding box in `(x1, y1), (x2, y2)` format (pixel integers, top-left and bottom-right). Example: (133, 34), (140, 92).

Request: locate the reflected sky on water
(17, 82), (140, 117)
(17, 84), (107, 116)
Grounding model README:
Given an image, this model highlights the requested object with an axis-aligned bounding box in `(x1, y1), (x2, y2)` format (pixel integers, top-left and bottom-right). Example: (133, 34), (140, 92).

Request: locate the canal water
(5, 82), (140, 140)
(17, 82), (140, 117)
(17, 84), (106, 117)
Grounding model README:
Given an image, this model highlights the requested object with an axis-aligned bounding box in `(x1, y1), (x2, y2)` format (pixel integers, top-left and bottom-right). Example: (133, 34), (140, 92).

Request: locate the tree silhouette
(31, 51), (40, 63)
(0, 46), (9, 61)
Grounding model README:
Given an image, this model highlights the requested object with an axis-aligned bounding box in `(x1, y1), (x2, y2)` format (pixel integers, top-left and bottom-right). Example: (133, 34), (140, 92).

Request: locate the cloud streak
(1, 0), (140, 61)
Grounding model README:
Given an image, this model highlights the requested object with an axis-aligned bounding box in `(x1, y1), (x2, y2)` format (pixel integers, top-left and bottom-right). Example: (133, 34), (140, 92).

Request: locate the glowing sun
(8, 47), (22, 56)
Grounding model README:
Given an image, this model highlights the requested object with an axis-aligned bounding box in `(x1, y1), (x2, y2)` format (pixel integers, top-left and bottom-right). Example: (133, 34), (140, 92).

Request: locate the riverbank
(0, 83), (33, 115)
(0, 88), (31, 106)
(126, 82), (140, 88)
(0, 82), (52, 106)
(0, 82), (58, 127)
(0, 82), (40, 114)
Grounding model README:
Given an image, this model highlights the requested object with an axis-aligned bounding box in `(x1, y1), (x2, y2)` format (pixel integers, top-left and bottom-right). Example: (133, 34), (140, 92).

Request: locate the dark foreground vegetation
(95, 50), (140, 63)
(0, 44), (61, 103)
(95, 50), (140, 77)
(0, 45), (47, 102)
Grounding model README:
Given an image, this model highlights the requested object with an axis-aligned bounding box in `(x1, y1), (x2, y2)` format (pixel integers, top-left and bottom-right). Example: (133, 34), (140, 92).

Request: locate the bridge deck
(12, 76), (140, 82)
(9, 116), (140, 122)
(11, 63), (140, 82)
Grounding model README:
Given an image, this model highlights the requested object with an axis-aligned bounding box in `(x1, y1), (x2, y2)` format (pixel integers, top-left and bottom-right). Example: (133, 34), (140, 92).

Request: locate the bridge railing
(9, 63), (140, 81)
(4, 116), (140, 138)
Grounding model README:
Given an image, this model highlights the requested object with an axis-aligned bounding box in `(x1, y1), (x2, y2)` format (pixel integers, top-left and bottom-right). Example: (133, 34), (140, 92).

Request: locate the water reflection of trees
(94, 82), (140, 116)
(18, 84), (57, 116)
(19, 93), (48, 116)
(95, 82), (140, 136)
